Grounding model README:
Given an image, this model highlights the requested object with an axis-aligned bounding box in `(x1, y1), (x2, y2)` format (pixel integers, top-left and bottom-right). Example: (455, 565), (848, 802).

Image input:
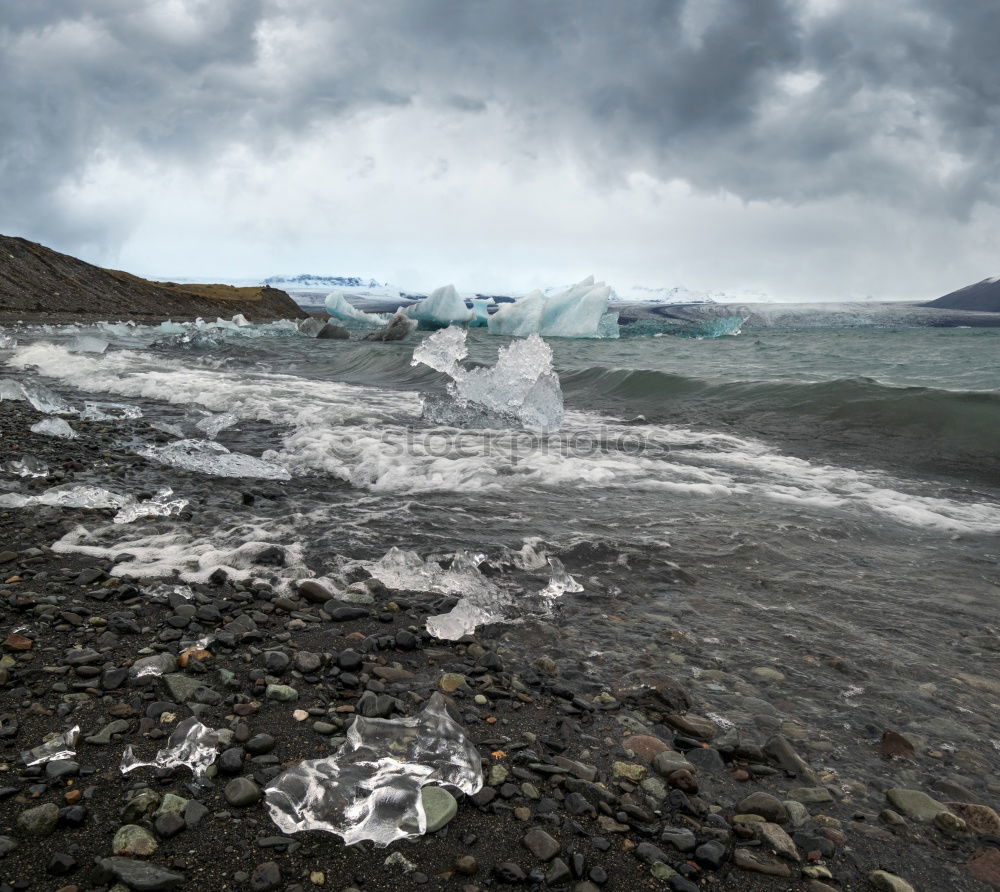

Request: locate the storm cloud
(2, 0), (998, 297)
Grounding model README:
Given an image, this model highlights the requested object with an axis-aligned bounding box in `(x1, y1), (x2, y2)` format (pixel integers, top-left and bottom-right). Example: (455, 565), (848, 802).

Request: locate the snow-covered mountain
(262, 274), (385, 291)
(610, 284), (773, 304)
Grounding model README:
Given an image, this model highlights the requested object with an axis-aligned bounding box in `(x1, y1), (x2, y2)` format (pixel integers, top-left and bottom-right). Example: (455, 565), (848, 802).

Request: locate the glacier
(405, 284), (474, 330)
(412, 327), (564, 431)
(488, 276), (616, 338)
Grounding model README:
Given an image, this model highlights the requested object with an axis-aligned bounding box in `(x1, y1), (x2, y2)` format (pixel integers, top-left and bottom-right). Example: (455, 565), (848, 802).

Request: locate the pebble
(250, 861), (282, 892)
(224, 777), (262, 807)
(522, 827), (561, 861)
(885, 788), (950, 822)
(737, 791), (788, 824)
(113, 824), (159, 856)
(16, 802), (59, 836)
(420, 786), (458, 832)
(869, 869), (916, 892)
(265, 683), (298, 701)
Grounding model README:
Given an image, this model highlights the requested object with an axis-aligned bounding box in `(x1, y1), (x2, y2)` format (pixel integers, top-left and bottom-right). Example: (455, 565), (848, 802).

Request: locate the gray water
(2, 311), (999, 806)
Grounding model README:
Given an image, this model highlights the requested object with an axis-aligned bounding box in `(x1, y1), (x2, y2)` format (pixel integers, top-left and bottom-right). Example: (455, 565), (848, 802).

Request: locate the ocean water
(2, 312), (999, 794)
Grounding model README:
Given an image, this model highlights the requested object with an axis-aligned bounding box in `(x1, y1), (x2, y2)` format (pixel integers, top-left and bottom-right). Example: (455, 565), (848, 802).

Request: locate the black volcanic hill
(0, 234), (307, 322)
(925, 277), (1000, 312)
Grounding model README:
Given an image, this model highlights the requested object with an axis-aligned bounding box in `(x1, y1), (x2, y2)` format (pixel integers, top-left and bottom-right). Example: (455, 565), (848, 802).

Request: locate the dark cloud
(1, 0), (998, 266)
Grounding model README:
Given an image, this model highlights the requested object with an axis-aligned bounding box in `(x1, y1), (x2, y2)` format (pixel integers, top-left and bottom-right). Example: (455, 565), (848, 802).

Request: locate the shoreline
(0, 400), (997, 890)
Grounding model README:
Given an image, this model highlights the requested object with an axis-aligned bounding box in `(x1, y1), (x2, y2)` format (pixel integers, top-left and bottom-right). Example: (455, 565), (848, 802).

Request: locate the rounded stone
(438, 672), (466, 693)
(16, 802), (59, 837)
(224, 777), (262, 807)
(113, 824), (159, 856)
(421, 785), (458, 832)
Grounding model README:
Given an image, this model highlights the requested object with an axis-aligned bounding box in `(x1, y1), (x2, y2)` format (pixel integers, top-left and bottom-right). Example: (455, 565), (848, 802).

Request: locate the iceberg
(137, 438), (291, 480)
(488, 276), (616, 338)
(405, 285), (474, 330)
(31, 417), (77, 439)
(469, 298), (492, 327)
(324, 292), (389, 329)
(413, 327), (564, 432)
(264, 693), (482, 846)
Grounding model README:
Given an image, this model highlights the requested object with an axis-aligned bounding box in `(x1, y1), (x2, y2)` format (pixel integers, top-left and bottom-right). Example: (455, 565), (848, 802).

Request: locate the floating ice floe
(413, 327), (564, 431)
(137, 438), (291, 480)
(405, 285), (474, 330)
(488, 276), (617, 339)
(30, 417), (78, 439)
(21, 726), (79, 766)
(121, 717), (220, 779)
(264, 693), (482, 846)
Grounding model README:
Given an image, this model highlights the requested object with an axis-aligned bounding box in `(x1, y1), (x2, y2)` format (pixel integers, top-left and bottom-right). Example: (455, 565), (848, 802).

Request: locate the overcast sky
(2, 1), (998, 299)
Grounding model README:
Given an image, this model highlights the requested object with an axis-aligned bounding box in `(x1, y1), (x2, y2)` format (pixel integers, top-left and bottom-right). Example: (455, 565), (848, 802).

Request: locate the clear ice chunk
(488, 276), (616, 339)
(405, 285), (474, 330)
(21, 382), (76, 415)
(364, 547), (495, 598)
(0, 379), (25, 400)
(0, 483), (129, 511)
(538, 557), (584, 603)
(68, 335), (109, 354)
(113, 488), (188, 524)
(81, 402), (143, 421)
(150, 420), (186, 438)
(120, 716), (219, 779)
(413, 328), (564, 431)
(29, 418), (78, 439)
(21, 726), (80, 766)
(264, 692), (482, 846)
(425, 598), (499, 640)
(195, 412), (239, 439)
(7, 456), (49, 478)
(231, 313), (251, 327)
(137, 439), (291, 480)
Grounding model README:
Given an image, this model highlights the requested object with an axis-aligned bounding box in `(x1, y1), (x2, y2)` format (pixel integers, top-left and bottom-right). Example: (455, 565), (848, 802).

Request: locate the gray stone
(660, 827), (697, 853)
(85, 719), (130, 745)
(869, 870), (916, 892)
(224, 777), (261, 807)
(788, 786), (834, 804)
(98, 857), (185, 891)
(265, 684), (298, 702)
(0, 835), (17, 856)
(737, 792), (788, 824)
(756, 822), (799, 860)
(522, 827), (561, 861)
(421, 786), (458, 832)
(16, 802), (59, 837)
(885, 788), (950, 822)
(113, 824), (159, 856)
(163, 673), (201, 702)
(317, 322), (350, 340)
(650, 750), (695, 778)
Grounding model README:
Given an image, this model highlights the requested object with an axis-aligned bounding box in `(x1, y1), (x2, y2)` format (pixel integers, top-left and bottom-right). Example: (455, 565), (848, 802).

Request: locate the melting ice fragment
(264, 692), (482, 846)
(425, 599), (500, 640)
(113, 488), (188, 524)
(21, 726), (80, 766)
(538, 557), (584, 603)
(121, 717), (220, 779)
(21, 381), (76, 415)
(137, 438), (291, 480)
(196, 411), (239, 439)
(7, 456), (49, 477)
(30, 417), (78, 439)
(405, 285), (474, 330)
(81, 401), (143, 421)
(68, 334), (109, 354)
(413, 327), (564, 432)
